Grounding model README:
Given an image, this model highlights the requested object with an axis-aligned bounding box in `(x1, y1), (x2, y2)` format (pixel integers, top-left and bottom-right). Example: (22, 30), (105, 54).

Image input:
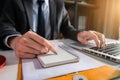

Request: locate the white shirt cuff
(4, 34), (22, 48)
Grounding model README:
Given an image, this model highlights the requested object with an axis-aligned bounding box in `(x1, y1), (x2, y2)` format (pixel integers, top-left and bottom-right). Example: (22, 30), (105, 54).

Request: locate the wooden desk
(18, 59), (120, 80)
(47, 66), (120, 80)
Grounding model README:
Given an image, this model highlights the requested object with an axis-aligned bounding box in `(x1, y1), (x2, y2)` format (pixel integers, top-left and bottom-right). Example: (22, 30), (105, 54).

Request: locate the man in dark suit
(0, 0), (105, 58)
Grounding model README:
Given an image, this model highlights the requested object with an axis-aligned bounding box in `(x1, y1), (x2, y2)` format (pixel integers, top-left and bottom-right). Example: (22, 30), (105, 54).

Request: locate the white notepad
(37, 45), (79, 68)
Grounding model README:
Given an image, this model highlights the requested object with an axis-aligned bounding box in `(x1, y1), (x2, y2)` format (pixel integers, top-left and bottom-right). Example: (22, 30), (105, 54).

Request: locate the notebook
(37, 44), (79, 68)
(65, 40), (120, 63)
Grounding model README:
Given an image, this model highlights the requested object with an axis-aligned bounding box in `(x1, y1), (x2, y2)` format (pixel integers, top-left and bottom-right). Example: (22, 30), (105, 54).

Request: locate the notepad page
(37, 46), (79, 67)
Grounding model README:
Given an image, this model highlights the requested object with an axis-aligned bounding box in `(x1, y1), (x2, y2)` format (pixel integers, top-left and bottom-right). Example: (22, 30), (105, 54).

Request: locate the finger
(15, 51), (36, 58)
(16, 44), (41, 55)
(78, 31), (100, 47)
(98, 34), (106, 47)
(23, 37), (49, 53)
(93, 31), (106, 47)
(89, 31), (101, 47)
(24, 31), (56, 52)
(101, 34), (106, 47)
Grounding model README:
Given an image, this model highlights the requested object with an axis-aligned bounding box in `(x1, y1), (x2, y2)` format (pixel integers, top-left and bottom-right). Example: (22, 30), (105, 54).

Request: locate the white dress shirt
(32, 0), (51, 33)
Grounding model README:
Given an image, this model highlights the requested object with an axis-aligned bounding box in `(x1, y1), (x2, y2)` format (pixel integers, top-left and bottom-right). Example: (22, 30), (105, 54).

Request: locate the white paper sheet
(22, 40), (105, 80)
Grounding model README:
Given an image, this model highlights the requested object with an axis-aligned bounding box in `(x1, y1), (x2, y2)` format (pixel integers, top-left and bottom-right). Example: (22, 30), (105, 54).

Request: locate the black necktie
(37, 0), (45, 37)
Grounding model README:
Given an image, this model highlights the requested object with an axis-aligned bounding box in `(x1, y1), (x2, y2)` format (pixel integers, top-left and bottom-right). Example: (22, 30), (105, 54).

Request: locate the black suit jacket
(0, 0), (6, 17)
(0, 0), (79, 49)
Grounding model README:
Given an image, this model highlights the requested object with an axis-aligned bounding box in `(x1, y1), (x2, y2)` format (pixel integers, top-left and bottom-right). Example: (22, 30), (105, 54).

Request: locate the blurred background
(65, 0), (120, 40)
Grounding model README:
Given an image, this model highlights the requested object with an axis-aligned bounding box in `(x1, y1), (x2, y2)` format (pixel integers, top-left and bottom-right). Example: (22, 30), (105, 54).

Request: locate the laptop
(62, 39), (120, 63)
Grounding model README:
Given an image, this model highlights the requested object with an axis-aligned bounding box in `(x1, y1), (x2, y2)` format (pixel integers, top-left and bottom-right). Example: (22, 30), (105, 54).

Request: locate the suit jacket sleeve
(60, 1), (80, 41)
(0, 0), (21, 50)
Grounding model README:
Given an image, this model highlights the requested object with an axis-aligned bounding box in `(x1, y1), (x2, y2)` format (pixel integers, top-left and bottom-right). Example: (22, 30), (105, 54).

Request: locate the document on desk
(22, 39), (105, 80)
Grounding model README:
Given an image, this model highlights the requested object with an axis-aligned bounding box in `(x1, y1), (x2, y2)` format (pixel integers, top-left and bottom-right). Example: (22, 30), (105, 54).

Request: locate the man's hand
(77, 30), (106, 48)
(9, 31), (55, 58)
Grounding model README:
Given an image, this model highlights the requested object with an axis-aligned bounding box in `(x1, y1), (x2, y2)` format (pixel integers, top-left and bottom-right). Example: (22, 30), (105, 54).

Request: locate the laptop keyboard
(90, 43), (120, 56)
(81, 43), (120, 63)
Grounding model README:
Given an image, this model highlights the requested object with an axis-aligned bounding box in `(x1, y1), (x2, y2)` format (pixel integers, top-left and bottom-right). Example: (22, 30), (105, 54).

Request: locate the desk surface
(0, 50), (18, 80)
(1, 39), (120, 80)
(18, 59), (120, 80)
